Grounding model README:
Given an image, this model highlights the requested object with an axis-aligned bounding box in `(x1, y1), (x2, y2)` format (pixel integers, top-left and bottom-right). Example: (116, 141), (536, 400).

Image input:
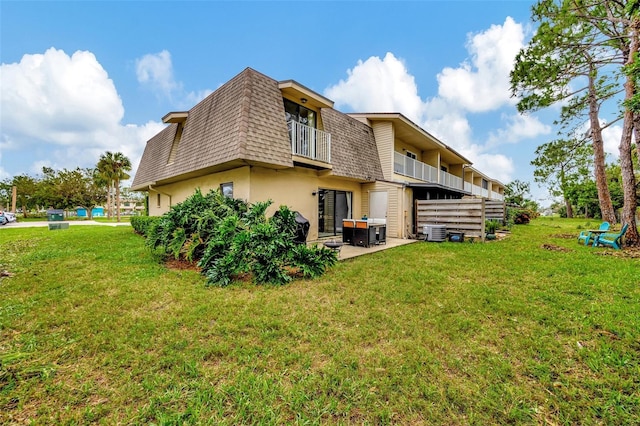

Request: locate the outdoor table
(342, 219), (386, 248)
(584, 229), (607, 245)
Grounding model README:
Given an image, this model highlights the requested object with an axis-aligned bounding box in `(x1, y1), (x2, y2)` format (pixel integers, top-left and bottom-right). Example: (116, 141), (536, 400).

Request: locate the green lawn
(0, 218), (638, 424)
(16, 215), (131, 223)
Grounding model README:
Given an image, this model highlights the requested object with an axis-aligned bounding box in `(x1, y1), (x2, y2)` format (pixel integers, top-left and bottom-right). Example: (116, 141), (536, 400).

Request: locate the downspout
(148, 183), (172, 209)
(401, 183), (407, 239)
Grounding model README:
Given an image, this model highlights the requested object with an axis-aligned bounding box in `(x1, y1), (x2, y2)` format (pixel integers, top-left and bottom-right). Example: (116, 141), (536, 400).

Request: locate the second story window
(284, 99), (315, 128)
(482, 179), (488, 190)
(406, 150), (417, 160)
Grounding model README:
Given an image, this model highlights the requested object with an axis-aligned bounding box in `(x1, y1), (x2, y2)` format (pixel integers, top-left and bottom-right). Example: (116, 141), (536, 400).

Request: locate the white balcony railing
(471, 184), (489, 198)
(394, 152), (439, 183)
(394, 152), (463, 191)
(288, 120), (331, 163)
(465, 183), (503, 200)
(471, 184), (480, 196)
(440, 170), (463, 190)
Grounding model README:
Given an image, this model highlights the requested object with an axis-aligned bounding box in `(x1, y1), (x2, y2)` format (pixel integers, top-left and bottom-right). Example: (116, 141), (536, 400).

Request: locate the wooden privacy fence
(415, 198), (506, 239)
(485, 200), (506, 222)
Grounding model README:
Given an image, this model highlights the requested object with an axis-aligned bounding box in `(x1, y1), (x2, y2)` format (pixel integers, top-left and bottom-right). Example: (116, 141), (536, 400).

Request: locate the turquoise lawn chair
(593, 223), (629, 250)
(578, 221), (610, 246)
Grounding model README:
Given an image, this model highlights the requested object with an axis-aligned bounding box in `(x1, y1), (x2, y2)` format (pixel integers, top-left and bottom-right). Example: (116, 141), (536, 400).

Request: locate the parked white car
(0, 211), (16, 224)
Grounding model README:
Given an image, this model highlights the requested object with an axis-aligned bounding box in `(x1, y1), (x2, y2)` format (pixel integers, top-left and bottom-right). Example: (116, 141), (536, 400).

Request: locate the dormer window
(284, 99), (315, 128)
(162, 111), (188, 165)
(167, 122), (184, 164)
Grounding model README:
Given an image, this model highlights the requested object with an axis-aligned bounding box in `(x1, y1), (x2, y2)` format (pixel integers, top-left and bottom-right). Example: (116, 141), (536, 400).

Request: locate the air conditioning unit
(423, 224), (447, 242)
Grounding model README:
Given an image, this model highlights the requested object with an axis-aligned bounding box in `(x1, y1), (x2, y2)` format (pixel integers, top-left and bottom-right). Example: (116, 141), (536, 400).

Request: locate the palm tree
(97, 153), (115, 219)
(97, 151), (132, 222)
(94, 165), (111, 218)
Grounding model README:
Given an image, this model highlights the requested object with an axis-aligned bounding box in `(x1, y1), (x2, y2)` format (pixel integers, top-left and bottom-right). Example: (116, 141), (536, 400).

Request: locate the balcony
(439, 170), (463, 190)
(490, 191), (504, 201)
(467, 184), (489, 198)
(394, 152), (463, 190)
(288, 121), (331, 164)
(394, 151), (438, 182)
(465, 182), (503, 200)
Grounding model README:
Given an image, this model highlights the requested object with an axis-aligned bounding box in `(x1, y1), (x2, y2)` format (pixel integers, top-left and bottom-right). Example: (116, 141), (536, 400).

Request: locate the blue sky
(0, 1), (623, 206)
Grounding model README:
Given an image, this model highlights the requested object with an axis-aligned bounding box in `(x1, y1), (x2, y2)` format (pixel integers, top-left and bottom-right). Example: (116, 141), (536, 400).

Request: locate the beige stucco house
(132, 68), (505, 241)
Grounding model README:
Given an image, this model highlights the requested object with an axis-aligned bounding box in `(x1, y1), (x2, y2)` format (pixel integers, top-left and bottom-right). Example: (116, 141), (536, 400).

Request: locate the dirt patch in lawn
(165, 258), (201, 272)
(541, 244), (572, 252)
(593, 247), (640, 258)
(551, 233), (578, 239)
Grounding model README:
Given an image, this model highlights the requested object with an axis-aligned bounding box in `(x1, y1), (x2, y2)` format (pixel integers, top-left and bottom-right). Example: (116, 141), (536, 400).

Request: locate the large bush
(143, 189), (337, 286)
(130, 216), (160, 237)
(506, 207), (538, 226)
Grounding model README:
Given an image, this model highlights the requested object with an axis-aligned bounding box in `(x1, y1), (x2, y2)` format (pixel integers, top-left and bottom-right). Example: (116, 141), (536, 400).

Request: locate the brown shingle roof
(321, 108), (384, 181)
(131, 124), (176, 187)
(132, 68), (293, 188)
(132, 67), (384, 189)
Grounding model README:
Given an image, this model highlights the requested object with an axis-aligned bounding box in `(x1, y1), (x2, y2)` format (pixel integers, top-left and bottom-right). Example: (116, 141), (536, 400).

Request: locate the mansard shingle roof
(132, 68), (293, 188)
(321, 108), (383, 181)
(132, 67), (383, 189)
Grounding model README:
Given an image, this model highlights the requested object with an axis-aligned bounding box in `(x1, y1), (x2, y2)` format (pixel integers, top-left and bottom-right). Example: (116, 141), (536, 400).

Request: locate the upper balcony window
(284, 99), (316, 128)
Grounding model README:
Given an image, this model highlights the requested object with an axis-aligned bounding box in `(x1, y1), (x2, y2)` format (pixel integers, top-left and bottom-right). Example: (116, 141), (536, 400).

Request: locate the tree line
(0, 151), (134, 222)
(511, 0), (640, 246)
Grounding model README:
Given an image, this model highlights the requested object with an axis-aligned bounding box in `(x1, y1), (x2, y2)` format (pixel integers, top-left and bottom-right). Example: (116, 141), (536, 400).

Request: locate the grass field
(16, 215), (132, 223)
(0, 218), (638, 424)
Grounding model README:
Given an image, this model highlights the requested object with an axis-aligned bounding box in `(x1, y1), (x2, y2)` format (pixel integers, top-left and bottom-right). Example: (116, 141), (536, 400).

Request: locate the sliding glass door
(318, 189), (352, 238)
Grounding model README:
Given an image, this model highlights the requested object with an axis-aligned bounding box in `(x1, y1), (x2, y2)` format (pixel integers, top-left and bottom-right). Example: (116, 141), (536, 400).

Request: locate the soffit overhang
(348, 113), (472, 165)
(278, 80), (334, 109)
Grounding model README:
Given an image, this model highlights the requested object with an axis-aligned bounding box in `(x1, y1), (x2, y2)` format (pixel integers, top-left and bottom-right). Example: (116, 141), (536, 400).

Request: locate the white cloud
(573, 121), (621, 162)
(1, 48), (124, 142)
(325, 52), (425, 123)
(421, 107), (473, 150)
(135, 50), (180, 98)
(437, 17), (525, 112)
(602, 124), (622, 160)
(486, 113), (551, 146)
(0, 154), (7, 180)
(135, 50), (211, 107)
(0, 47), (165, 179)
(467, 151), (515, 184)
(324, 18), (532, 183)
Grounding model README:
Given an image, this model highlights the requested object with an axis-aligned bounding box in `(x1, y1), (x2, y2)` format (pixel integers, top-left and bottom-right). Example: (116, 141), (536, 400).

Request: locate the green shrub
(506, 207), (536, 226)
(485, 219), (500, 234)
(200, 203), (337, 286)
(130, 216), (160, 236)
(143, 189), (337, 286)
(145, 189), (248, 261)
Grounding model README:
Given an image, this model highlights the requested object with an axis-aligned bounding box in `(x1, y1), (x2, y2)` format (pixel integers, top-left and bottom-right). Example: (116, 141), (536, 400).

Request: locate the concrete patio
(310, 237), (419, 260)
